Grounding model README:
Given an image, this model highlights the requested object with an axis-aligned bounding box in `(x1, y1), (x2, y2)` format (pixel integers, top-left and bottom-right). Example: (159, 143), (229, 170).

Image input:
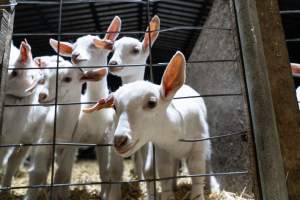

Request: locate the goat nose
(38, 93), (48, 102)
(114, 135), (128, 149)
(72, 53), (80, 60)
(109, 60), (118, 66)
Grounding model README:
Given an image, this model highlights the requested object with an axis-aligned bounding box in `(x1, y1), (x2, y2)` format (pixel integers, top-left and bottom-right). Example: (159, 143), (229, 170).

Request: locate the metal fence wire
(0, 0), (258, 199)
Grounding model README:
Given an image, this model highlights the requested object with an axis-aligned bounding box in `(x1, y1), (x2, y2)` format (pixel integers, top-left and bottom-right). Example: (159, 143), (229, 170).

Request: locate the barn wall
(186, 0), (253, 193)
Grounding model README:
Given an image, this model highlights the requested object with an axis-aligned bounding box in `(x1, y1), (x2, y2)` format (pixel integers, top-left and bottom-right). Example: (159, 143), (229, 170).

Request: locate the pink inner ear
(163, 80), (173, 98)
(105, 17), (121, 41)
(291, 63), (300, 74)
(81, 68), (108, 81)
(161, 52), (186, 99)
(57, 43), (73, 55)
(21, 45), (28, 64)
(51, 39), (73, 56)
(106, 30), (118, 42)
(143, 16), (160, 51)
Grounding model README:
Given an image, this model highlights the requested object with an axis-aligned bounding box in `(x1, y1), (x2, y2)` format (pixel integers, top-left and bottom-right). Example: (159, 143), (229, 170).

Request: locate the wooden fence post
(0, 0), (16, 135)
(234, 0), (300, 199)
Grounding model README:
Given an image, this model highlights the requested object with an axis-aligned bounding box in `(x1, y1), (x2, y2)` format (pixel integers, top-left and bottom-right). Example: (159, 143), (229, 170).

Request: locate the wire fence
(281, 10), (300, 43)
(0, 0), (256, 199)
(281, 8), (300, 103)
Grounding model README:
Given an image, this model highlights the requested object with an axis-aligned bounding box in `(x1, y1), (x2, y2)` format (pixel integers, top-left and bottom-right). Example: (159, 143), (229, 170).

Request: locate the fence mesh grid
(0, 0), (257, 199)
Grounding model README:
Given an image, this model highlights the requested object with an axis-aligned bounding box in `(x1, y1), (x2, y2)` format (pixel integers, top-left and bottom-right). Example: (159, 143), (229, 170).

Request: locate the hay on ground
(0, 160), (254, 200)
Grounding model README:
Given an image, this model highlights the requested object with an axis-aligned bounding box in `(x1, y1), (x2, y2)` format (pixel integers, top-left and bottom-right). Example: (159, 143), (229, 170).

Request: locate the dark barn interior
(12, 0), (213, 88)
(279, 0), (300, 87)
(13, 0), (299, 88)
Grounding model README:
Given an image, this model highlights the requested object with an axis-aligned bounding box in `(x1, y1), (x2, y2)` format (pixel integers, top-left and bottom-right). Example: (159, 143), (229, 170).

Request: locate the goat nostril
(109, 61), (118, 66)
(72, 53), (80, 60)
(38, 93), (47, 101)
(114, 135), (128, 149)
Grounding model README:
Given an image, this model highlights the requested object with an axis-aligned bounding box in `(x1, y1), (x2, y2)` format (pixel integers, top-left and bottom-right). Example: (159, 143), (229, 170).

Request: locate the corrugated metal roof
(12, 0), (213, 64)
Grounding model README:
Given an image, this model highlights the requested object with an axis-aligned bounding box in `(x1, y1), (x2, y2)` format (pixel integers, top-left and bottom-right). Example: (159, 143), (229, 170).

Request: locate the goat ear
(291, 63), (300, 77)
(93, 38), (114, 50)
(20, 39), (33, 64)
(49, 38), (73, 57)
(142, 15), (160, 51)
(80, 68), (108, 82)
(160, 51), (186, 100)
(83, 94), (114, 113)
(104, 16), (121, 42)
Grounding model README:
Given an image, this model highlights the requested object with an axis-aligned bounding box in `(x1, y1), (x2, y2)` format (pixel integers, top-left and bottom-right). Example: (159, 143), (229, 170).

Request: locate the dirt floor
(0, 159), (254, 200)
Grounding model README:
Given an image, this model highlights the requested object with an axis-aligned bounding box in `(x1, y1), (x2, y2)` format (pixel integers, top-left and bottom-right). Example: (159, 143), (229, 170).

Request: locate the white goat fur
(1, 42), (35, 164)
(0, 42), (47, 188)
(108, 15), (160, 200)
(44, 16), (123, 200)
(25, 56), (108, 200)
(87, 52), (213, 200)
(109, 16), (219, 198)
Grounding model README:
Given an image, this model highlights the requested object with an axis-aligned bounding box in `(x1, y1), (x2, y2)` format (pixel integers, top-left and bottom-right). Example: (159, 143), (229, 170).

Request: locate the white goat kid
(1, 56), (67, 189)
(0, 40), (43, 176)
(108, 15), (160, 200)
(48, 16), (123, 199)
(25, 60), (107, 200)
(84, 52), (211, 200)
(109, 15), (160, 83)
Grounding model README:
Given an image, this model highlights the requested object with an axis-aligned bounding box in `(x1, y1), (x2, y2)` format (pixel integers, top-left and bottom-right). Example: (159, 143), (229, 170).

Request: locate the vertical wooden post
(234, 0), (300, 199)
(255, 1), (300, 200)
(0, 0), (15, 135)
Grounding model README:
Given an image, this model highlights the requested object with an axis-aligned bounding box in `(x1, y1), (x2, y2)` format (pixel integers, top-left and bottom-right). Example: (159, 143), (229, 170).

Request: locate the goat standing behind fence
(84, 51), (212, 200)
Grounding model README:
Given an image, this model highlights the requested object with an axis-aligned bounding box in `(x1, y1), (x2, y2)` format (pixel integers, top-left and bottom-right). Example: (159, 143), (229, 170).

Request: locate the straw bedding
(0, 160), (254, 200)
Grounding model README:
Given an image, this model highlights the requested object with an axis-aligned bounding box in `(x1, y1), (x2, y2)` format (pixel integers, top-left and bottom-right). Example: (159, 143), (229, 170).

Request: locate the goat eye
(147, 97), (157, 109)
(132, 47), (140, 55)
(10, 70), (18, 78)
(62, 77), (72, 83)
(91, 43), (96, 49)
(38, 78), (45, 85)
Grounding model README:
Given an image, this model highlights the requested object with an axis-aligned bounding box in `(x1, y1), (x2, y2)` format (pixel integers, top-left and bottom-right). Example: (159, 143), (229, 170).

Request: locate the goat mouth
(115, 139), (139, 156)
(72, 59), (88, 64)
(109, 66), (124, 73)
(39, 97), (56, 105)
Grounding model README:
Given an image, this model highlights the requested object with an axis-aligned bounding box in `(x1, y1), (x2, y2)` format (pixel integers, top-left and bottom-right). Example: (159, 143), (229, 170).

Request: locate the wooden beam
(234, 0), (295, 199)
(255, 0), (300, 199)
(0, 0), (15, 137)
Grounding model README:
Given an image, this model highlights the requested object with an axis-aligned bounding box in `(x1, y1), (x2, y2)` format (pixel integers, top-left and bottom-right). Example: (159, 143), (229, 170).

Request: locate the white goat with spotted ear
(108, 15), (160, 199)
(47, 16), (123, 200)
(1, 40), (42, 164)
(25, 60), (108, 200)
(84, 51), (213, 200)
